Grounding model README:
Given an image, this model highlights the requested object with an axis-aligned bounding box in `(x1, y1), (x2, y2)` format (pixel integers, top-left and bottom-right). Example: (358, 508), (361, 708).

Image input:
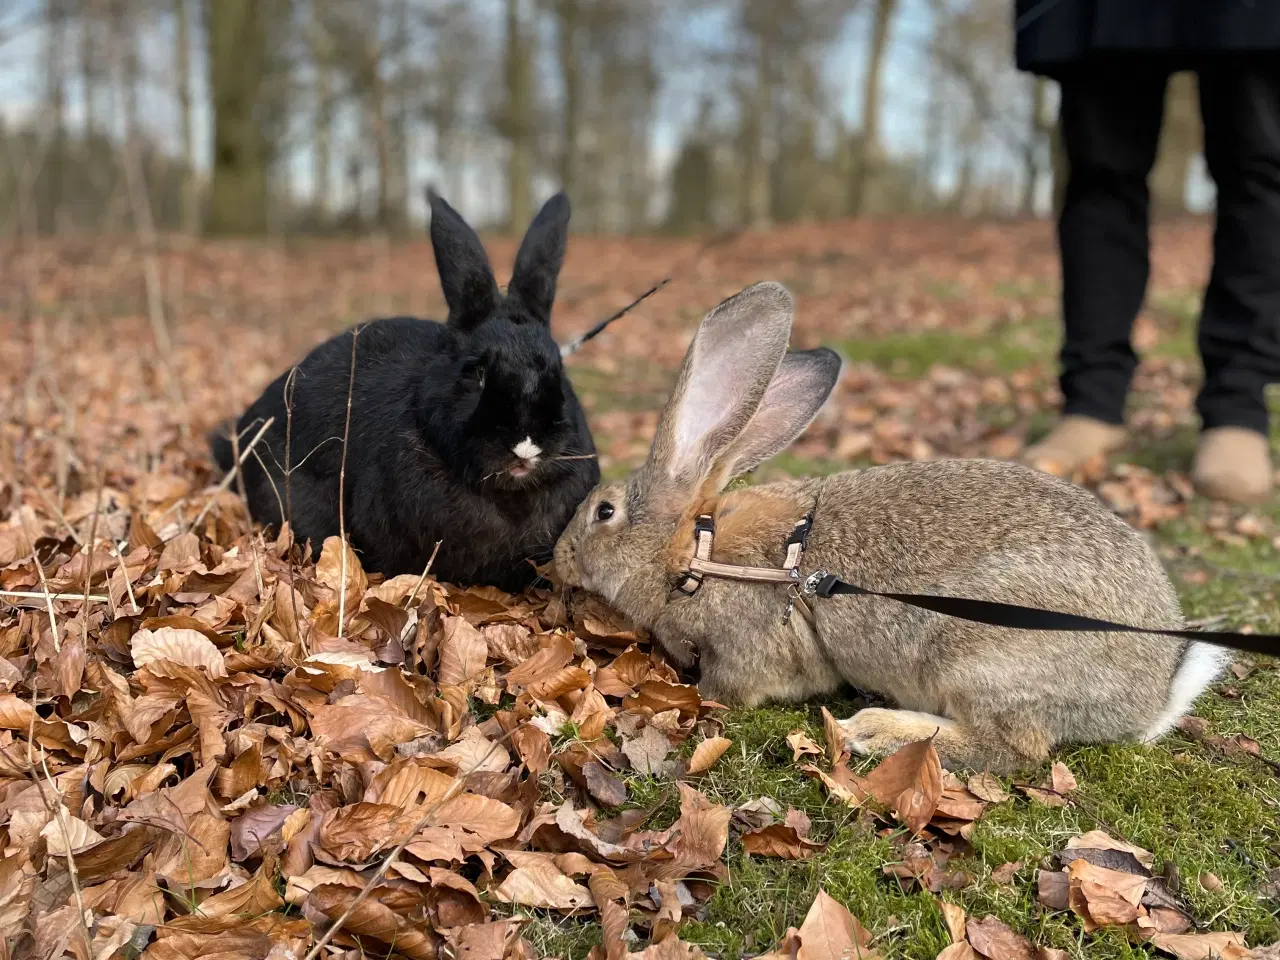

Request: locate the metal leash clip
(781, 569), (804, 625)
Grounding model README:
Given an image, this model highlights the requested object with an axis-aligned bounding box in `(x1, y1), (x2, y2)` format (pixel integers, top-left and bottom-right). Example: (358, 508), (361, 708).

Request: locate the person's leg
(1192, 58), (1280, 502)
(1025, 61), (1169, 473)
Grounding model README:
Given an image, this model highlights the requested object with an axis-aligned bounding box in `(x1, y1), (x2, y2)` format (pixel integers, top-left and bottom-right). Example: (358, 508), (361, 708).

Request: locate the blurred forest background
(0, 0), (1212, 238)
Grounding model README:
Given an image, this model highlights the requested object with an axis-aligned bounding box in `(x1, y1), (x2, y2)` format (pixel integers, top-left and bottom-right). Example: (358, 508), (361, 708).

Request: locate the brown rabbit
(553, 282), (1227, 772)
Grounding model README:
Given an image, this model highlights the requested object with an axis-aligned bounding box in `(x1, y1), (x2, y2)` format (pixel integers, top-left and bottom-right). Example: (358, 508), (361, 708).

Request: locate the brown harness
(673, 512), (817, 624)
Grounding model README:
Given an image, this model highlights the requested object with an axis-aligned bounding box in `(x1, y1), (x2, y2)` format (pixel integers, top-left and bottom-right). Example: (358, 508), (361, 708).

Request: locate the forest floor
(1, 217), (1277, 960)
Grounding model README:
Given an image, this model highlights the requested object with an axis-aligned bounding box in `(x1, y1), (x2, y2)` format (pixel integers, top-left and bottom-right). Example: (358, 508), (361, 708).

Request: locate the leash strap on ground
(808, 573), (1280, 658)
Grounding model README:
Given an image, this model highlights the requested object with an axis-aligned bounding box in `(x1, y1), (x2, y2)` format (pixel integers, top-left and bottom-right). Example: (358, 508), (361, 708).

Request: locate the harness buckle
(802, 570), (829, 597)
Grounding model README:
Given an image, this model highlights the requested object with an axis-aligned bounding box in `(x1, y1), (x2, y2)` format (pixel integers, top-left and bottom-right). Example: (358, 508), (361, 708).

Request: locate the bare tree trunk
(119, 1), (140, 143)
(175, 0), (198, 233)
(364, 16), (392, 229)
(917, 52), (942, 210)
(80, 2), (97, 136)
(206, 0), (270, 235)
(309, 0), (332, 220)
(393, 0), (410, 226)
(848, 0), (896, 215)
(951, 114), (981, 214)
(43, 0), (67, 233)
(741, 31), (772, 226)
(554, 0), (580, 195)
(504, 0), (533, 231)
(1020, 75), (1049, 216)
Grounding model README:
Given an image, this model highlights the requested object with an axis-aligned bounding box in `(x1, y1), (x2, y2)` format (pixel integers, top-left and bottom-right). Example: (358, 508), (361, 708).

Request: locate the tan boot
(1022, 415), (1127, 476)
(1192, 427), (1273, 504)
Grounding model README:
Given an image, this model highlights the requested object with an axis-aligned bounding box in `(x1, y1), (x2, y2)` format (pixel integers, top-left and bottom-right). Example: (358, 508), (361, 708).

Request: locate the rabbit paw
(841, 708), (956, 758)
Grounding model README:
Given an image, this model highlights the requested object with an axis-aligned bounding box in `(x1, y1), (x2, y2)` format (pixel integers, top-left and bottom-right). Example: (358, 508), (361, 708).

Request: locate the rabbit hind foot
(839, 707), (1048, 774)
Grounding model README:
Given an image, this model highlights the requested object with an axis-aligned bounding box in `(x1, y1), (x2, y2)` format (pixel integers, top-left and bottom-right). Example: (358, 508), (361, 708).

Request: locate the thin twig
(281, 365), (305, 647)
(229, 427), (266, 600)
(40, 752), (93, 957)
(189, 417), (275, 533)
(0, 739), (93, 958)
(404, 541), (443, 610)
(79, 475), (104, 643)
(20, 515), (60, 652)
(111, 542), (140, 615)
(337, 328), (361, 639)
(0, 590), (112, 604)
(283, 365), (300, 534)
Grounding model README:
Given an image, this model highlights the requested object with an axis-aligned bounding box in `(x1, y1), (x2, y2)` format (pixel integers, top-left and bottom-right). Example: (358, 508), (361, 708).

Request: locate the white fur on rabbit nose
(513, 437), (542, 462)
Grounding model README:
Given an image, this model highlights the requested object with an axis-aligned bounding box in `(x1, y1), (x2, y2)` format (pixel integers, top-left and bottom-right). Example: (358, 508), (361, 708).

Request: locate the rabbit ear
(427, 188), (500, 332)
(644, 282), (794, 492)
(509, 192), (571, 324)
(706, 348), (842, 490)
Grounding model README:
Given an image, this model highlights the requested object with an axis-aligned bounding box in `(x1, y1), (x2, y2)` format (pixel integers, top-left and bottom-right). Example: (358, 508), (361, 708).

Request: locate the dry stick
(111, 542), (140, 616)
(188, 417), (275, 534)
(300, 727), (517, 960)
(283, 366), (304, 640)
(39, 751), (93, 958)
(30, 471), (81, 547)
(0, 590), (111, 604)
(20, 519), (61, 652)
(229, 427), (266, 601)
(0, 739), (93, 958)
(78, 477), (105, 640)
(403, 541), (443, 611)
(336, 329), (361, 640)
(248, 448), (287, 529)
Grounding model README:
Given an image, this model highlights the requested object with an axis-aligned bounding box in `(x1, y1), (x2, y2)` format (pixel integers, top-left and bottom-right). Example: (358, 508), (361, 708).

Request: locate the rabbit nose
(513, 437), (542, 462)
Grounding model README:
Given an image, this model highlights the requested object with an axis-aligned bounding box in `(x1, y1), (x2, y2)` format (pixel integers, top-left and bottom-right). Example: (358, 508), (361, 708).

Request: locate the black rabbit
(211, 190), (599, 591)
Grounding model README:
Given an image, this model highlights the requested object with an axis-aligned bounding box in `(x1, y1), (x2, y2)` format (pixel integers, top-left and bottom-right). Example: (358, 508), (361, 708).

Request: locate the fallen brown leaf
(990, 861), (1022, 885)
(965, 915), (1035, 960)
(741, 822), (826, 860)
(687, 736), (732, 774)
(941, 901), (967, 943)
(862, 738), (943, 835)
(794, 889), (878, 960)
(1150, 931), (1250, 960)
(787, 731), (824, 764)
(493, 851), (594, 910)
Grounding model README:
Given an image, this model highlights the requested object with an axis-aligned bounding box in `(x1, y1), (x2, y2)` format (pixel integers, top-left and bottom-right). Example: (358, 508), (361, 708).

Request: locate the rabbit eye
(473, 366), (486, 388)
(595, 502), (615, 522)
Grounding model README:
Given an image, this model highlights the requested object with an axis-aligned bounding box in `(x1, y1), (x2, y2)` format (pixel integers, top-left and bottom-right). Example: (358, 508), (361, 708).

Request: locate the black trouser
(1057, 58), (1280, 435)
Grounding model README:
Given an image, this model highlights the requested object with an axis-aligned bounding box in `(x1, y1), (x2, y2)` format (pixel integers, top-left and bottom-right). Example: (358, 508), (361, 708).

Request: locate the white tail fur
(1142, 640), (1230, 741)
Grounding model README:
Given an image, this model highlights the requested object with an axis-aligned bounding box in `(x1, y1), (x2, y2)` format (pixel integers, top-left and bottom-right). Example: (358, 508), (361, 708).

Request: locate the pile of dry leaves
(0, 459), (765, 959)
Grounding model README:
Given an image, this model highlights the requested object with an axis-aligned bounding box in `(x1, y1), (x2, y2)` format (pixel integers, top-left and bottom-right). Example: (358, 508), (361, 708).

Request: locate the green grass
(569, 364), (672, 414)
(834, 318), (1058, 381)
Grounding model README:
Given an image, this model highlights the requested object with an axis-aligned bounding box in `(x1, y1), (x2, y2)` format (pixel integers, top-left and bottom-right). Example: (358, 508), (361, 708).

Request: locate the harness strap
(675, 513), (813, 598)
(673, 506), (1280, 657)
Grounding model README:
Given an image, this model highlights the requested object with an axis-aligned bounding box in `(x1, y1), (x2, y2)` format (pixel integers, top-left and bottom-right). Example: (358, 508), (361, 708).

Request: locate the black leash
(804, 572), (1280, 659)
(560, 279), (672, 357)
